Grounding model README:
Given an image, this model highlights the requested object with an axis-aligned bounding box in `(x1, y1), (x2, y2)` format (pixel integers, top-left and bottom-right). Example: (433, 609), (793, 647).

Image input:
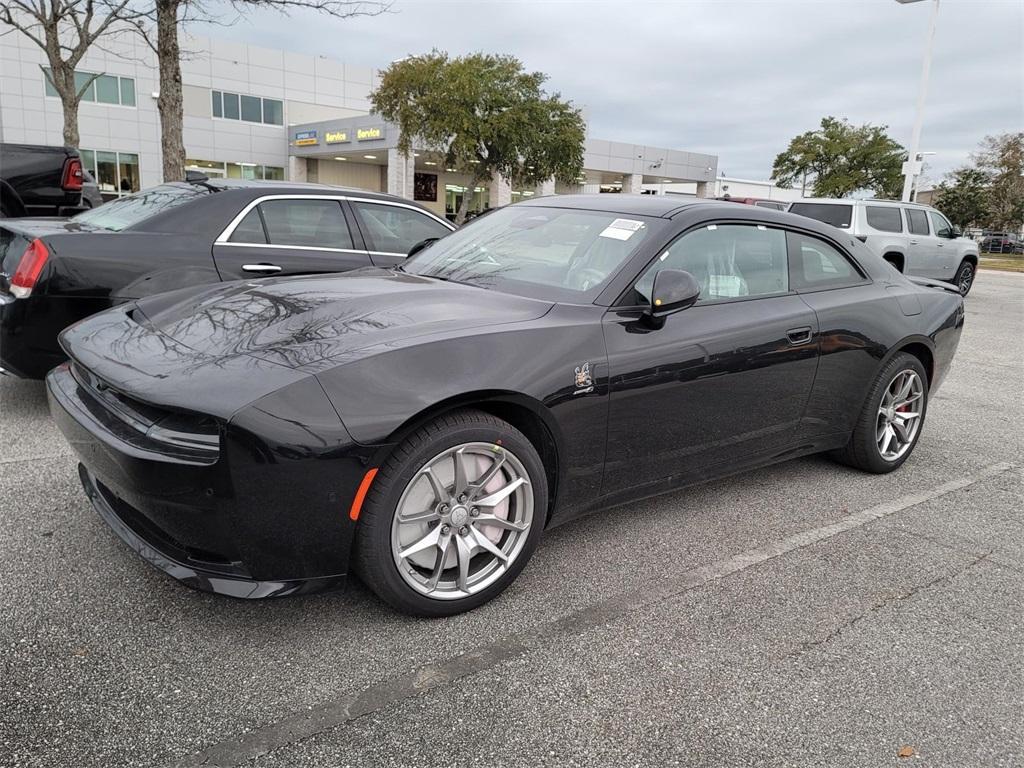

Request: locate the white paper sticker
(598, 227), (634, 240)
(598, 218), (645, 240)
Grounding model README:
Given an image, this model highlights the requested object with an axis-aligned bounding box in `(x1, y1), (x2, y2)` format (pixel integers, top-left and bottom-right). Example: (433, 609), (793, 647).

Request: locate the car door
(348, 199), (454, 268)
(601, 222), (820, 496)
(213, 196), (371, 281)
(904, 207), (942, 278)
(927, 210), (960, 276)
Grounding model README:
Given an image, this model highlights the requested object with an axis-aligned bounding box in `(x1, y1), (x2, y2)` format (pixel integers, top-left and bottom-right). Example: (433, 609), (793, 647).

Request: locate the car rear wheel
(954, 261), (975, 295)
(831, 352), (928, 474)
(353, 409), (547, 616)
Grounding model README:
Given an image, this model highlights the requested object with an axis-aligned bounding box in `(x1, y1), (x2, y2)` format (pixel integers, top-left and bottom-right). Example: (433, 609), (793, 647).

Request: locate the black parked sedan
(0, 179), (454, 378)
(47, 196), (965, 615)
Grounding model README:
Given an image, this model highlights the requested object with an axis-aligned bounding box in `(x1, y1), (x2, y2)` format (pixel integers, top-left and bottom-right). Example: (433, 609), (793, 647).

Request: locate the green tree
(973, 132), (1024, 232)
(371, 51), (586, 224)
(933, 168), (990, 230)
(771, 117), (906, 199)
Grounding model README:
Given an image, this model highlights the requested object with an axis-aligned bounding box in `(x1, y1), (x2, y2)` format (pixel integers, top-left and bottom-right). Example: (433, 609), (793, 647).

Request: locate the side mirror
(407, 237), (438, 259)
(647, 269), (700, 318)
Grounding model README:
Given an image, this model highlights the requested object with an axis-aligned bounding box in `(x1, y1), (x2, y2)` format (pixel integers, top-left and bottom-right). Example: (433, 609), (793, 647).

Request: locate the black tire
(353, 409), (548, 617)
(953, 260), (975, 296)
(831, 352), (929, 474)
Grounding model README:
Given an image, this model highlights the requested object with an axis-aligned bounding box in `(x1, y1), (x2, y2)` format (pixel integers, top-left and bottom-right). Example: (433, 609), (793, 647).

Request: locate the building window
(185, 158), (285, 180)
(79, 150), (140, 198)
(43, 68), (136, 107)
(211, 90), (283, 126)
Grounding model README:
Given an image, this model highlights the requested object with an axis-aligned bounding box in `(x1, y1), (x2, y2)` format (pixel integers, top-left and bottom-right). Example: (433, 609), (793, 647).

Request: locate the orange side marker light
(349, 467), (379, 521)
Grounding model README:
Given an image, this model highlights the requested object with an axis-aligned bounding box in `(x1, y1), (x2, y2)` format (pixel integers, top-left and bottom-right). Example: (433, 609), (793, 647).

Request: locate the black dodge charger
(47, 195), (965, 615)
(0, 178), (453, 378)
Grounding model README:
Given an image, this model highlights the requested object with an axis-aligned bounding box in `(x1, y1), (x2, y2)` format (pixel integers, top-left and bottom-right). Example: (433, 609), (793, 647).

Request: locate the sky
(200, 0), (1023, 184)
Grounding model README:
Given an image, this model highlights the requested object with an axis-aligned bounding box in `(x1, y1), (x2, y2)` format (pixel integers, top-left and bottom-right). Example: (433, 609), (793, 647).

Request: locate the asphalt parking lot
(1, 270), (1021, 768)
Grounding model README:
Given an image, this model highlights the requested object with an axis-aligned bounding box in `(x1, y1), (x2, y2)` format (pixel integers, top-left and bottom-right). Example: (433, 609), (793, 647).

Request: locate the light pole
(897, 0), (941, 202)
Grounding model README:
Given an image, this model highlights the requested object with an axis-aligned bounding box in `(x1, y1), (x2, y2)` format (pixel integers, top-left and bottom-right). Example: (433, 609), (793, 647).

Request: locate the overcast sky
(201, 0), (1022, 183)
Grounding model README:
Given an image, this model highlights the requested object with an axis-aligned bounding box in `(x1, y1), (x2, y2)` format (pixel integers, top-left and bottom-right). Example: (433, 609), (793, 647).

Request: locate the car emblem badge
(573, 362), (594, 395)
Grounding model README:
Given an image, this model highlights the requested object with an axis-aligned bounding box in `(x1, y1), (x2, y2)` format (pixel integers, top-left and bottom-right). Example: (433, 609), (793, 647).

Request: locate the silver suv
(787, 198), (980, 295)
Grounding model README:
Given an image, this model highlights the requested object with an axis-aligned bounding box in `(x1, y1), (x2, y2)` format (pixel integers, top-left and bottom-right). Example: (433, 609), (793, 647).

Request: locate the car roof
(200, 178), (392, 197)
(519, 194), (727, 218)
(792, 197), (932, 209)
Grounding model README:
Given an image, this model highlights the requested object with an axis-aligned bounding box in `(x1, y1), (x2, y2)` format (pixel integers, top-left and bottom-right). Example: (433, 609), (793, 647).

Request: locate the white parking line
(172, 461), (1014, 768)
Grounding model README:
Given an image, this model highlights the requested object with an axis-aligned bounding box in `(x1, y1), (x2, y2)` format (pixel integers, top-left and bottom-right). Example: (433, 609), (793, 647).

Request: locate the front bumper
(47, 361), (372, 598)
(78, 464), (345, 598)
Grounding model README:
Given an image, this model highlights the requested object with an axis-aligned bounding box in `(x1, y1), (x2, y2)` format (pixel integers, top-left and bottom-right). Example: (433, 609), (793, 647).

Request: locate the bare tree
(0, 0), (151, 147)
(128, 0), (390, 184)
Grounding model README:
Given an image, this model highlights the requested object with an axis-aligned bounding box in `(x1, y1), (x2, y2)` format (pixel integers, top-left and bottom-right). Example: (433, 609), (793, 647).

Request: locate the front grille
(70, 362), (220, 461)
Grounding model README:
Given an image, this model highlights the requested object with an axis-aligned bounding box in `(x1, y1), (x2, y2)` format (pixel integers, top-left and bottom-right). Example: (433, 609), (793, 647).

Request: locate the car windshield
(789, 202), (853, 229)
(72, 183), (212, 231)
(403, 206), (656, 302)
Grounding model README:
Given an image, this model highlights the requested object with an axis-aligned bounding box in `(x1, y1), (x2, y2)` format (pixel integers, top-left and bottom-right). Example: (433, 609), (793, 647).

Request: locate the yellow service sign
(356, 126), (383, 141)
(325, 131), (349, 144)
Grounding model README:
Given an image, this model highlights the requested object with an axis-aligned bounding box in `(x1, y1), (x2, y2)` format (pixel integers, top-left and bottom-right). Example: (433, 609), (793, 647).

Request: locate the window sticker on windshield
(599, 218), (644, 240)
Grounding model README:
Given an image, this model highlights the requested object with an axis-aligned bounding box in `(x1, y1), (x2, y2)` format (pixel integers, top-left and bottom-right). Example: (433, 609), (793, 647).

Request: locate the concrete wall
(583, 139), (718, 185)
(0, 28), (380, 188)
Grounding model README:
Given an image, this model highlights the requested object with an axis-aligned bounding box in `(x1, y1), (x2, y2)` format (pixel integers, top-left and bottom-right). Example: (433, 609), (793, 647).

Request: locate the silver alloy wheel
(958, 265), (974, 294)
(390, 442), (533, 600)
(876, 369), (924, 461)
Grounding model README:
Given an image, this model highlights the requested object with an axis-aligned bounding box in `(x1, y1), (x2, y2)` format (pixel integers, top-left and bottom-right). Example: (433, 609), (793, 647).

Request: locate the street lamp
(896, 0), (941, 202)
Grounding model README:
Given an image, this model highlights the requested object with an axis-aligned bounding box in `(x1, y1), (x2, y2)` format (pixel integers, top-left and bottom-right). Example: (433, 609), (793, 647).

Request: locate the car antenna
(184, 170), (221, 193)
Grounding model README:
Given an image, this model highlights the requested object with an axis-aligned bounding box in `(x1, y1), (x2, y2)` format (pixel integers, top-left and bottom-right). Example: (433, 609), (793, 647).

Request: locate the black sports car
(0, 179), (453, 378)
(47, 195), (965, 615)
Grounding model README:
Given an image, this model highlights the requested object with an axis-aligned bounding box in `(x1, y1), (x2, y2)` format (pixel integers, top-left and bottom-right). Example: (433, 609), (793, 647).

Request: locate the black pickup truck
(0, 143), (85, 218)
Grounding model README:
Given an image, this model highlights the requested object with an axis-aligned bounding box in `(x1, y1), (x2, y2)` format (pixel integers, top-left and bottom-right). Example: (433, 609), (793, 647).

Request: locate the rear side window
(754, 201), (786, 211)
(906, 209), (930, 235)
(788, 203), (853, 229)
(228, 208), (267, 244)
(866, 206), (903, 233)
(787, 232), (865, 291)
(258, 199), (354, 249)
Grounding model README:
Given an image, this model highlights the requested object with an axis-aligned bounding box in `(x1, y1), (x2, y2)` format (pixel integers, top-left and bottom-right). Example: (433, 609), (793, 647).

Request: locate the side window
(228, 208), (267, 244)
(788, 232), (865, 291)
(633, 224), (789, 304)
(906, 209), (930, 236)
(352, 202), (451, 255)
(257, 199), (354, 249)
(928, 211), (953, 238)
(865, 206), (903, 233)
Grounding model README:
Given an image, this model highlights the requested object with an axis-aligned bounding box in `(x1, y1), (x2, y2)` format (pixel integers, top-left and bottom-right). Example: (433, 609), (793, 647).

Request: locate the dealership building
(0, 31), (718, 214)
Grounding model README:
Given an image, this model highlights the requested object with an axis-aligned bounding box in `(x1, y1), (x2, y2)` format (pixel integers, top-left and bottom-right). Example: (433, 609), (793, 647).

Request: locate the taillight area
(62, 157), (84, 191)
(10, 238), (50, 299)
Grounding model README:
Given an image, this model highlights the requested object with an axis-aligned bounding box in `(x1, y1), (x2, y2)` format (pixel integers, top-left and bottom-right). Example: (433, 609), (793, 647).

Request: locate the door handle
(909, 240), (919, 245)
(242, 263), (282, 273)
(936, 243), (944, 247)
(786, 327), (813, 345)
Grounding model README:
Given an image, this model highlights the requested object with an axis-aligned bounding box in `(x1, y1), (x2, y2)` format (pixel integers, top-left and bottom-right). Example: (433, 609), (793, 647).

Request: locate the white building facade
(0, 30), (380, 197)
(0, 29), (718, 210)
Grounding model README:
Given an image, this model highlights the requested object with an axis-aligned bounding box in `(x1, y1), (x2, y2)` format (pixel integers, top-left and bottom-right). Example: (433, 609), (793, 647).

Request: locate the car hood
(133, 268), (555, 370)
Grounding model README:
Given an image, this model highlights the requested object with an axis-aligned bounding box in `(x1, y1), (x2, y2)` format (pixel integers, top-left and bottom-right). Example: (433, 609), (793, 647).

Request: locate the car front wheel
(354, 409), (547, 616)
(831, 352), (929, 474)
(954, 261), (975, 296)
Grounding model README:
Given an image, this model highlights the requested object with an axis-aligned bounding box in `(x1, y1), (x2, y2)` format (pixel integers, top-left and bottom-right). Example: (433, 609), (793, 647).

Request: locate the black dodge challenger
(47, 195), (965, 615)
(0, 178), (453, 378)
